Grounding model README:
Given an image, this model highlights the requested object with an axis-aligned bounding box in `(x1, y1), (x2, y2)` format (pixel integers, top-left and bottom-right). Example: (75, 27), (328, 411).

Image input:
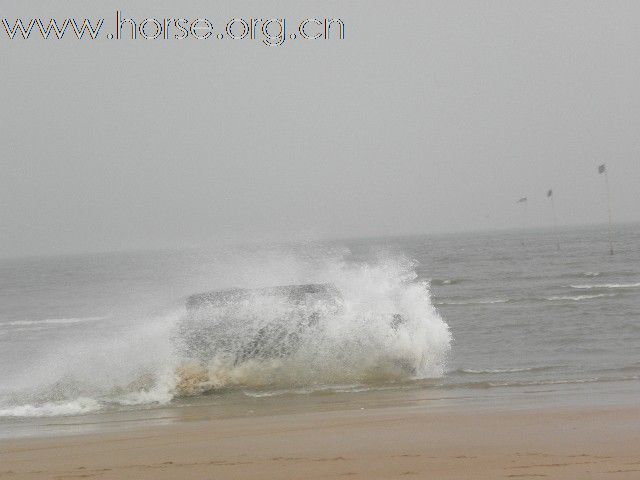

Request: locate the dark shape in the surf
(176, 283), (411, 372)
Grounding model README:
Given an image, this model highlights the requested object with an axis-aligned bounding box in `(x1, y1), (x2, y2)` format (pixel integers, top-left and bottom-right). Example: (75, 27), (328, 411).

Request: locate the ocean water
(1, 224), (639, 435)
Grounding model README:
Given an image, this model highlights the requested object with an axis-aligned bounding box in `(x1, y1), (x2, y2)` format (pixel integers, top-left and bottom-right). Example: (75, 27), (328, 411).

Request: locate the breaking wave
(437, 291), (624, 306)
(569, 282), (640, 290)
(455, 366), (557, 375)
(0, 398), (101, 418)
(544, 294), (619, 302)
(429, 278), (465, 286)
(1, 317), (107, 328)
(449, 375), (640, 390)
(0, 254), (451, 418)
(435, 298), (509, 306)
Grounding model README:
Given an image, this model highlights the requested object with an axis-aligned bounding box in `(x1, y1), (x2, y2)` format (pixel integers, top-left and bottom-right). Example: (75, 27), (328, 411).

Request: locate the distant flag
(597, 164), (614, 254)
(547, 188), (560, 251)
(516, 196), (528, 248)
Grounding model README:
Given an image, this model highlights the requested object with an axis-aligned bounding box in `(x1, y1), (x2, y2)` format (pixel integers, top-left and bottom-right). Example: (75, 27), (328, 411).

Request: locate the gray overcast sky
(1, 0), (639, 258)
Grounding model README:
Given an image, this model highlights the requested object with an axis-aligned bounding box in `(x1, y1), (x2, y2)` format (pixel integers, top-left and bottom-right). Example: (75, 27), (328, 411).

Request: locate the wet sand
(1, 404), (639, 479)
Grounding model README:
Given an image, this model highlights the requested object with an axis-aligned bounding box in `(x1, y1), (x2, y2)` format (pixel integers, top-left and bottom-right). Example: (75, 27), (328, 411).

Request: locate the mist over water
(1, 223), (639, 421)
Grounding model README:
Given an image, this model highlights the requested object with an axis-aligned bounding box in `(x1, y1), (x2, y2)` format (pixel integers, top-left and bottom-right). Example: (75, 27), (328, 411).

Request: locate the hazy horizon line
(3, 219), (637, 262)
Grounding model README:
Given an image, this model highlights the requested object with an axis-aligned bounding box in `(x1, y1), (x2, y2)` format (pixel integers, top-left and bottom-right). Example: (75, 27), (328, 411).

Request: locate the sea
(1, 224), (638, 438)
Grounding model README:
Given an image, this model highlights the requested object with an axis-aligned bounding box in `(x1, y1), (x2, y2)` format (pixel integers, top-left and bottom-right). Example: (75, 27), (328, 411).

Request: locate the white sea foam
(545, 293), (618, 302)
(436, 298), (509, 306)
(445, 375), (640, 390)
(458, 366), (554, 374)
(483, 376), (639, 388)
(2, 316), (107, 327)
(569, 282), (640, 290)
(0, 397), (101, 418)
(430, 278), (462, 286)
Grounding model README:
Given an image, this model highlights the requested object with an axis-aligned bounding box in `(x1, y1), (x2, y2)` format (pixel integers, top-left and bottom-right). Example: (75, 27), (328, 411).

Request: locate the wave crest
(570, 282), (640, 290)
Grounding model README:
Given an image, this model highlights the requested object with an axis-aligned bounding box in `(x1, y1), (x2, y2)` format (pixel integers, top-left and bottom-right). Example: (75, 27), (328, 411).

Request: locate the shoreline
(1, 401), (639, 479)
(2, 377), (638, 440)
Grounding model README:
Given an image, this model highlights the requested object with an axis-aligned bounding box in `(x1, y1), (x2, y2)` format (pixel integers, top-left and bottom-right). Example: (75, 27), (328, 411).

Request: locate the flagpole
(517, 197), (528, 247)
(604, 169), (614, 255)
(524, 200), (528, 242)
(549, 192), (560, 252)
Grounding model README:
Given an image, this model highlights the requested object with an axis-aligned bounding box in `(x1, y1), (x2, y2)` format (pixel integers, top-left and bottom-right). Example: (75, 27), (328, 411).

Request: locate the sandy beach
(2, 403), (639, 480)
